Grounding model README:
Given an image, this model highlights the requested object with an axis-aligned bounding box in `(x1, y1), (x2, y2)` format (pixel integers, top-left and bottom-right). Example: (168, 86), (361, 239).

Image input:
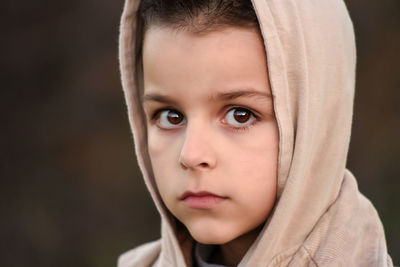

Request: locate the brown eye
(157, 109), (186, 129)
(233, 108), (251, 123)
(225, 107), (256, 127)
(167, 110), (184, 124)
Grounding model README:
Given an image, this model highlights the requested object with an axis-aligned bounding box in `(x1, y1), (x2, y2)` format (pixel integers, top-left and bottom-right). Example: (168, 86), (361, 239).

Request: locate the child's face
(142, 26), (278, 245)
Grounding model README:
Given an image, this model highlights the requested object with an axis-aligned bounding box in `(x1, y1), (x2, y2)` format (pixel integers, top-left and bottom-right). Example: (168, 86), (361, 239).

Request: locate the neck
(210, 225), (264, 266)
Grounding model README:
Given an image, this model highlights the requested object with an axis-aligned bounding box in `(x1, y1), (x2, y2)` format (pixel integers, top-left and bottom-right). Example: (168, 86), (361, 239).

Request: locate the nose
(179, 121), (217, 171)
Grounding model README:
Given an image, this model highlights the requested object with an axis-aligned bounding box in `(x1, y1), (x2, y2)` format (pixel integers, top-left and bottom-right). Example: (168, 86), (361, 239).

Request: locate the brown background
(1, 0), (399, 266)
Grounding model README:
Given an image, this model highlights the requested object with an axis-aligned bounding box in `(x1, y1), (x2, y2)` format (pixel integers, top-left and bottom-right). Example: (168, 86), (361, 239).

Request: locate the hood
(118, 0), (393, 266)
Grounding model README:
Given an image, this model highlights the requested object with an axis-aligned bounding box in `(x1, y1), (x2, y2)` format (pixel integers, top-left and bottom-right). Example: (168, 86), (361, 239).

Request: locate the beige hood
(118, 0), (393, 266)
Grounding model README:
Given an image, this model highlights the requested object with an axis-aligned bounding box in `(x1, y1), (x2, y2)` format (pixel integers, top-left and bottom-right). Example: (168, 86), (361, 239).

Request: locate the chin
(185, 221), (239, 245)
(191, 231), (235, 245)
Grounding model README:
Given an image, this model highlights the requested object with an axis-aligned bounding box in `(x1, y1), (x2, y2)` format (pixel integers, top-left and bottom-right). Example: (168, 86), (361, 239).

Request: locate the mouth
(179, 191), (228, 209)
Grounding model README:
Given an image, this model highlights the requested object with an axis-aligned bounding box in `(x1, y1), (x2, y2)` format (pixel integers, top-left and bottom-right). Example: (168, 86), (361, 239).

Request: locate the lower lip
(183, 195), (226, 209)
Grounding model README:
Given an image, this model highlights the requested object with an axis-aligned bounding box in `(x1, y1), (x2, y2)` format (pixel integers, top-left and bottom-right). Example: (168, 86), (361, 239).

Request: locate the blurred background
(1, 0), (399, 266)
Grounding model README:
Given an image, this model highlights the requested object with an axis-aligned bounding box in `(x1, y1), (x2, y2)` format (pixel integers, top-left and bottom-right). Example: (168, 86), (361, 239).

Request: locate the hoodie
(117, 0), (394, 266)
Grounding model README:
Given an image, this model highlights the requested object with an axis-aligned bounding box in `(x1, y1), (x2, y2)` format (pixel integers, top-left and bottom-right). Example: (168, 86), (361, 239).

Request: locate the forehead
(142, 26), (270, 98)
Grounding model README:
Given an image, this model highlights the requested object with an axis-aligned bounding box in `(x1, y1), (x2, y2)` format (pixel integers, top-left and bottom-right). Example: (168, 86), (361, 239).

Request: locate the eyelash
(149, 106), (260, 132)
(230, 120), (257, 132)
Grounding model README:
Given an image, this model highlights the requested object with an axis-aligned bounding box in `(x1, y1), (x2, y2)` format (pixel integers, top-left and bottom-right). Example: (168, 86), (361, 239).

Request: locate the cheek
(229, 155), (277, 203)
(147, 129), (185, 199)
(148, 129), (181, 166)
(229, 153), (277, 226)
(225, 123), (279, 203)
(226, 123), (279, 173)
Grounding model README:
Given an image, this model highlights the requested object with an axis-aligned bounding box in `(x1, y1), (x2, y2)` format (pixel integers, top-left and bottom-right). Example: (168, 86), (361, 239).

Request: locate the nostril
(199, 162), (208, 168)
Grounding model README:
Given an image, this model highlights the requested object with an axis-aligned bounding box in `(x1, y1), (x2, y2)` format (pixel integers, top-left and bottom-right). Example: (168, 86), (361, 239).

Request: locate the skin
(142, 26), (279, 266)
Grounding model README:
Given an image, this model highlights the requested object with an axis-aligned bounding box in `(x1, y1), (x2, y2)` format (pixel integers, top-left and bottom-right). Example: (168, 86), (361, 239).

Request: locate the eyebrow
(142, 93), (177, 104)
(142, 89), (272, 104)
(210, 89), (272, 102)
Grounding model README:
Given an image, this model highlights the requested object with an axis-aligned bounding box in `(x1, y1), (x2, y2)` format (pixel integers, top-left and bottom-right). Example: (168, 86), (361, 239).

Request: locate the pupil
(234, 109), (250, 123)
(167, 111), (183, 124)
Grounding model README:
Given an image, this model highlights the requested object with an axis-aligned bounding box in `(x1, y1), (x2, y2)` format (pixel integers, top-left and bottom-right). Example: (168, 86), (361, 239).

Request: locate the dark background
(1, 0), (399, 266)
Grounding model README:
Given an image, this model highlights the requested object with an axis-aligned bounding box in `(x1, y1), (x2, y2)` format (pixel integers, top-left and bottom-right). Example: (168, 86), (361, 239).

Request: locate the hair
(137, 0), (259, 33)
(134, 0), (259, 95)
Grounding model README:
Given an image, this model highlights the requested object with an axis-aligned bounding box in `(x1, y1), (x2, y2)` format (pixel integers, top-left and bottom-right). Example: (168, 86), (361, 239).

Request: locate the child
(118, 0), (393, 266)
